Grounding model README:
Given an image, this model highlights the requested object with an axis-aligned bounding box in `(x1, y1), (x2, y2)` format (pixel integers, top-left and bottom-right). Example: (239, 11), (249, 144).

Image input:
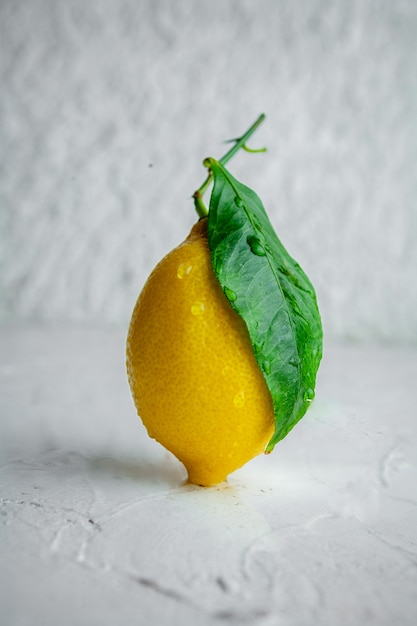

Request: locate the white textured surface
(1, 0), (417, 343)
(1, 325), (417, 625)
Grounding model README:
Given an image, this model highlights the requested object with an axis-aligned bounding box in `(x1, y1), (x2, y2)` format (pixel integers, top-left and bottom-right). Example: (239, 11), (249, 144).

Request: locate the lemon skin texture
(126, 218), (275, 486)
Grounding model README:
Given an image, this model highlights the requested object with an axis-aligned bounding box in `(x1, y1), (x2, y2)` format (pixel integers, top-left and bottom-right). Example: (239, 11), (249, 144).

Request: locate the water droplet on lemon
(191, 301), (205, 316)
(233, 390), (246, 408)
(177, 262), (193, 279)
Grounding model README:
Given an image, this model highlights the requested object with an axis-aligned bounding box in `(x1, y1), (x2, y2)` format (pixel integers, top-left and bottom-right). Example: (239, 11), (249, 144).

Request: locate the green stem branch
(193, 113), (266, 218)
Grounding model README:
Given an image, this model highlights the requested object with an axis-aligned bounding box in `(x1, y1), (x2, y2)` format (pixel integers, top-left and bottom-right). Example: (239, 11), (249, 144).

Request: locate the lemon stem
(193, 113), (266, 218)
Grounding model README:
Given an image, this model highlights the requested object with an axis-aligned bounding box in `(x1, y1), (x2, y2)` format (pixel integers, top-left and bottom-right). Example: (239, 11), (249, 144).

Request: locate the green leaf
(206, 158), (323, 452)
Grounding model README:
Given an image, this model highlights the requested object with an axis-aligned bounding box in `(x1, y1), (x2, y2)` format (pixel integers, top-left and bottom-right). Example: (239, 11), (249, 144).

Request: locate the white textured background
(1, 0), (416, 344)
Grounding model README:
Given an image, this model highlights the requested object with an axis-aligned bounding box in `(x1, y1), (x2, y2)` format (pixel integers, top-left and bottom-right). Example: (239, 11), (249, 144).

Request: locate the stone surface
(1, 325), (417, 625)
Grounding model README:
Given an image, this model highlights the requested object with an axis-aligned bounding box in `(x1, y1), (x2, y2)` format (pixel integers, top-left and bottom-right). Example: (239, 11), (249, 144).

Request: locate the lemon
(126, 218), (275, 486)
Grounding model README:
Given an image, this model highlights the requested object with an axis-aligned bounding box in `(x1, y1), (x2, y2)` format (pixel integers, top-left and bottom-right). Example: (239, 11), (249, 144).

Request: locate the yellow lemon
(126, 217), (275, 486)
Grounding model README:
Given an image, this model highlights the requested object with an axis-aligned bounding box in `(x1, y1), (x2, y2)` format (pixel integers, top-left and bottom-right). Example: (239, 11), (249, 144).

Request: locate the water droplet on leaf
(253, 341), (263, 356)
(253, 216), (263, 231)
(247, 235), (266, 256)
(223, 287), (237, 302)
(262, 360), (272, 375)
(304, 388), (315, 403)
(234, 196), (245, 208)
(213, 259), (222, 275)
